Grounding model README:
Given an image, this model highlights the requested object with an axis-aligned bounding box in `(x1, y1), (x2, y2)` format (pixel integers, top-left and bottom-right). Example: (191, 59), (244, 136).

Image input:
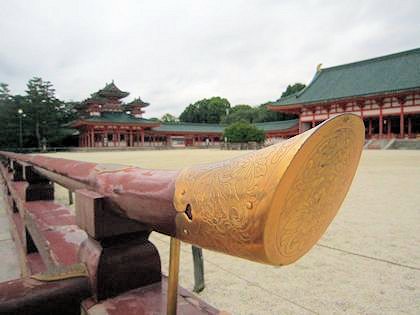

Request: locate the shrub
(223, 121), (265, 143)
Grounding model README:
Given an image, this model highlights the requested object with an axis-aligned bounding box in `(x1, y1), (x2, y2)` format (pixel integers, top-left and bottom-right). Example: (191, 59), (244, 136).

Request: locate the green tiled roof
(126, 97), (150, 108)
(254, 119), (299, 131)
(153, 119), (298, 133)
(153, 123), (224, 133)
(82, 112), (158, 125)
(272, 47), (420, 107)
(98, 82), (129, 99)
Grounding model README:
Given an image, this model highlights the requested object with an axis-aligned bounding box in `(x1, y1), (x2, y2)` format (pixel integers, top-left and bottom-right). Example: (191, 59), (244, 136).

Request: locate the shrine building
(268, 47), (420, 139)
(71, 82), (299, 148)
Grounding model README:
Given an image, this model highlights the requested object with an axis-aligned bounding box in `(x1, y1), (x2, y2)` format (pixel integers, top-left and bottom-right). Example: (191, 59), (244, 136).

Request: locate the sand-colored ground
(1, 149), (419, 314)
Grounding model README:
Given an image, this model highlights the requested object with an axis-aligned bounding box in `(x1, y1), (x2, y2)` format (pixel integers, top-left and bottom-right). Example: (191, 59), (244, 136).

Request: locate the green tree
(223, 121), (265, 143)
(0, 83), (11, 102)
(161, 113), (178, 123)
(280, 83), (306, 99)
(221, 104), (255, 124)
(0, 83), (20, 148)
(180, 97), (230, 123)
(23, 77), (73, 147)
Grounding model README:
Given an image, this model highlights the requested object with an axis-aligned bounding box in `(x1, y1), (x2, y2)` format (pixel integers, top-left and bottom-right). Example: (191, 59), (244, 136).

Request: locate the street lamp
(18, 109), (24, 149)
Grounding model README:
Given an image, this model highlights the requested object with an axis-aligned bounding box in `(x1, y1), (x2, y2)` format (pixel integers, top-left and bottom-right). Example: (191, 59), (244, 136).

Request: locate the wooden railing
(0, 152), (214, 315)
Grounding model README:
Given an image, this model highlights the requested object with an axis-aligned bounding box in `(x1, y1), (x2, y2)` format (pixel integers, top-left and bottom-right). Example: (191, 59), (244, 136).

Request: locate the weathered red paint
(0, 276), (90, 315)
(1, 152), (179, 235)
(0, 163), (87, 271)
(82, 276), (221, 315)
(78, 238), (102, 297)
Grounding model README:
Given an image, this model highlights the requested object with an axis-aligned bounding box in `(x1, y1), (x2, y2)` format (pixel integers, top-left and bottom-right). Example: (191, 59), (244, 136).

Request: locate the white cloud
(1, 0), (419, 117)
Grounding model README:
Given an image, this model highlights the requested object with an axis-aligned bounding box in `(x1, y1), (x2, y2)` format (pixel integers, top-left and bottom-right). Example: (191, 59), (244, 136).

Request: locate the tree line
(0, 77), (305, 147)
(164, 83), (304, 125)
(0, 78), (77, 149)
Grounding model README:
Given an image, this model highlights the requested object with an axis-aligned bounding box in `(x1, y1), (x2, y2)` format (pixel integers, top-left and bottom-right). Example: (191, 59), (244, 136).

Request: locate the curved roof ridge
(164, 122), (222, 126)
(322, 47), (420, 71)
(270, 47), (420, 107)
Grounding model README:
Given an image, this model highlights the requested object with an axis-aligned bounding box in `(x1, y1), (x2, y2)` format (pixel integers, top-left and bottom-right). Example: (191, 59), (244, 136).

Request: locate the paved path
(0, 195), (20, 282)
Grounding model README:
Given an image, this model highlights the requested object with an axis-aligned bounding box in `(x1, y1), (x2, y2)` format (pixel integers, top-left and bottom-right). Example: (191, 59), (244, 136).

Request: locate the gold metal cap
(174, 114), (364, 265)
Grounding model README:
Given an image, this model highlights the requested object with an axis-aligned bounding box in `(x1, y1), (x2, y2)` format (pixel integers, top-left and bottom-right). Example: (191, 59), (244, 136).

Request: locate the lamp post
(18, 109), (25, 149)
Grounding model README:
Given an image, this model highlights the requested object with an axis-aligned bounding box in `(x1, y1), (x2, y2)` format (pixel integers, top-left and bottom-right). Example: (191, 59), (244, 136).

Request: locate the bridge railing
(0, 114), (365, 315)
(0, 151), (214, 315)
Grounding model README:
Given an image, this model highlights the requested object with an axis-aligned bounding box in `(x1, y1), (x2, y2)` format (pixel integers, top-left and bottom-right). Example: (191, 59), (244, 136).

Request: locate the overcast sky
(1, 0), (419, 117)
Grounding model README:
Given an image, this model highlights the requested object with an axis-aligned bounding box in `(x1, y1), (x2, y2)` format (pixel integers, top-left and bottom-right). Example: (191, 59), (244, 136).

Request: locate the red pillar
(117, 128), (120, 147)
(408, 117), (412, 138)
(312, 109), (315, 128)
(387, 118), (391, 138)
(135, 130), (139, 147)
(400, 103), (404, 138)
(379, 105), (383, 138)
(368, 118), (372, 138)
(141, 129), (145, 146)
(129, 128), (133, 147)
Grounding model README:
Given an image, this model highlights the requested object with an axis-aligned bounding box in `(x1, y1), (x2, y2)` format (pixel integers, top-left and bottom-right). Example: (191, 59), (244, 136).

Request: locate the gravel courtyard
(1, 149), (419, 314)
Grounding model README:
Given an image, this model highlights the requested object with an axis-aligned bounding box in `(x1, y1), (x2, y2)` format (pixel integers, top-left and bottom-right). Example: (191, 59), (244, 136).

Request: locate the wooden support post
(379, 105), (383, 138)
(75, 189), (146, 239)
(21, 163), (54, 201)
(76, 189), (161, 301)
(91, 129), (95, 148)
(408, 117), (412, 138)
(167, 238), (180, 315)
(387, 118), (391, 138)
(117, 128), (120, 147)
(141, 128), (145, 146)
(192, 245), (205, 293)
(400, 105), (404, 138)
(312, 109), (315, 128)
(11, 160), (24, 181)
(68, 189), (73, 205)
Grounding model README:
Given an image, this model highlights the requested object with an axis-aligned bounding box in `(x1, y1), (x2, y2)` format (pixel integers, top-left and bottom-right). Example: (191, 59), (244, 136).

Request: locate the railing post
(75, 189), (161, 301)
(192, 245), (205, 293)
(21, 163), (54, 201)
(167, 237), (180, 315)
(68, 189), (73, 205)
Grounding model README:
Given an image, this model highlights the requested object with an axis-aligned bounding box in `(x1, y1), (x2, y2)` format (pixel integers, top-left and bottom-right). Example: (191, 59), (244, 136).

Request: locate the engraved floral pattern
(174, 116), (362, 264)
(275, 127), (357, 259)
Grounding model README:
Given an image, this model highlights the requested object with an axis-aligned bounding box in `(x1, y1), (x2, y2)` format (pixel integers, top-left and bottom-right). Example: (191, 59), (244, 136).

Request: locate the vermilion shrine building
(71, 82), (298, 148)
(72, 47), (420, 148)
(268, 47), (420, 139)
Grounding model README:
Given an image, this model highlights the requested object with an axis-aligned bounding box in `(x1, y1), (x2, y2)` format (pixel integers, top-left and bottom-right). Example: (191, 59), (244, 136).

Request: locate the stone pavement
(0, 196), (20, 282)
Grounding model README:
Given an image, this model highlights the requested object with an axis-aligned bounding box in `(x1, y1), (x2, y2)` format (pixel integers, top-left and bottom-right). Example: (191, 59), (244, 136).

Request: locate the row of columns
(80, 127), (145, 148)
(369, 115), (414, 139)
(307, 97), (411, 139)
